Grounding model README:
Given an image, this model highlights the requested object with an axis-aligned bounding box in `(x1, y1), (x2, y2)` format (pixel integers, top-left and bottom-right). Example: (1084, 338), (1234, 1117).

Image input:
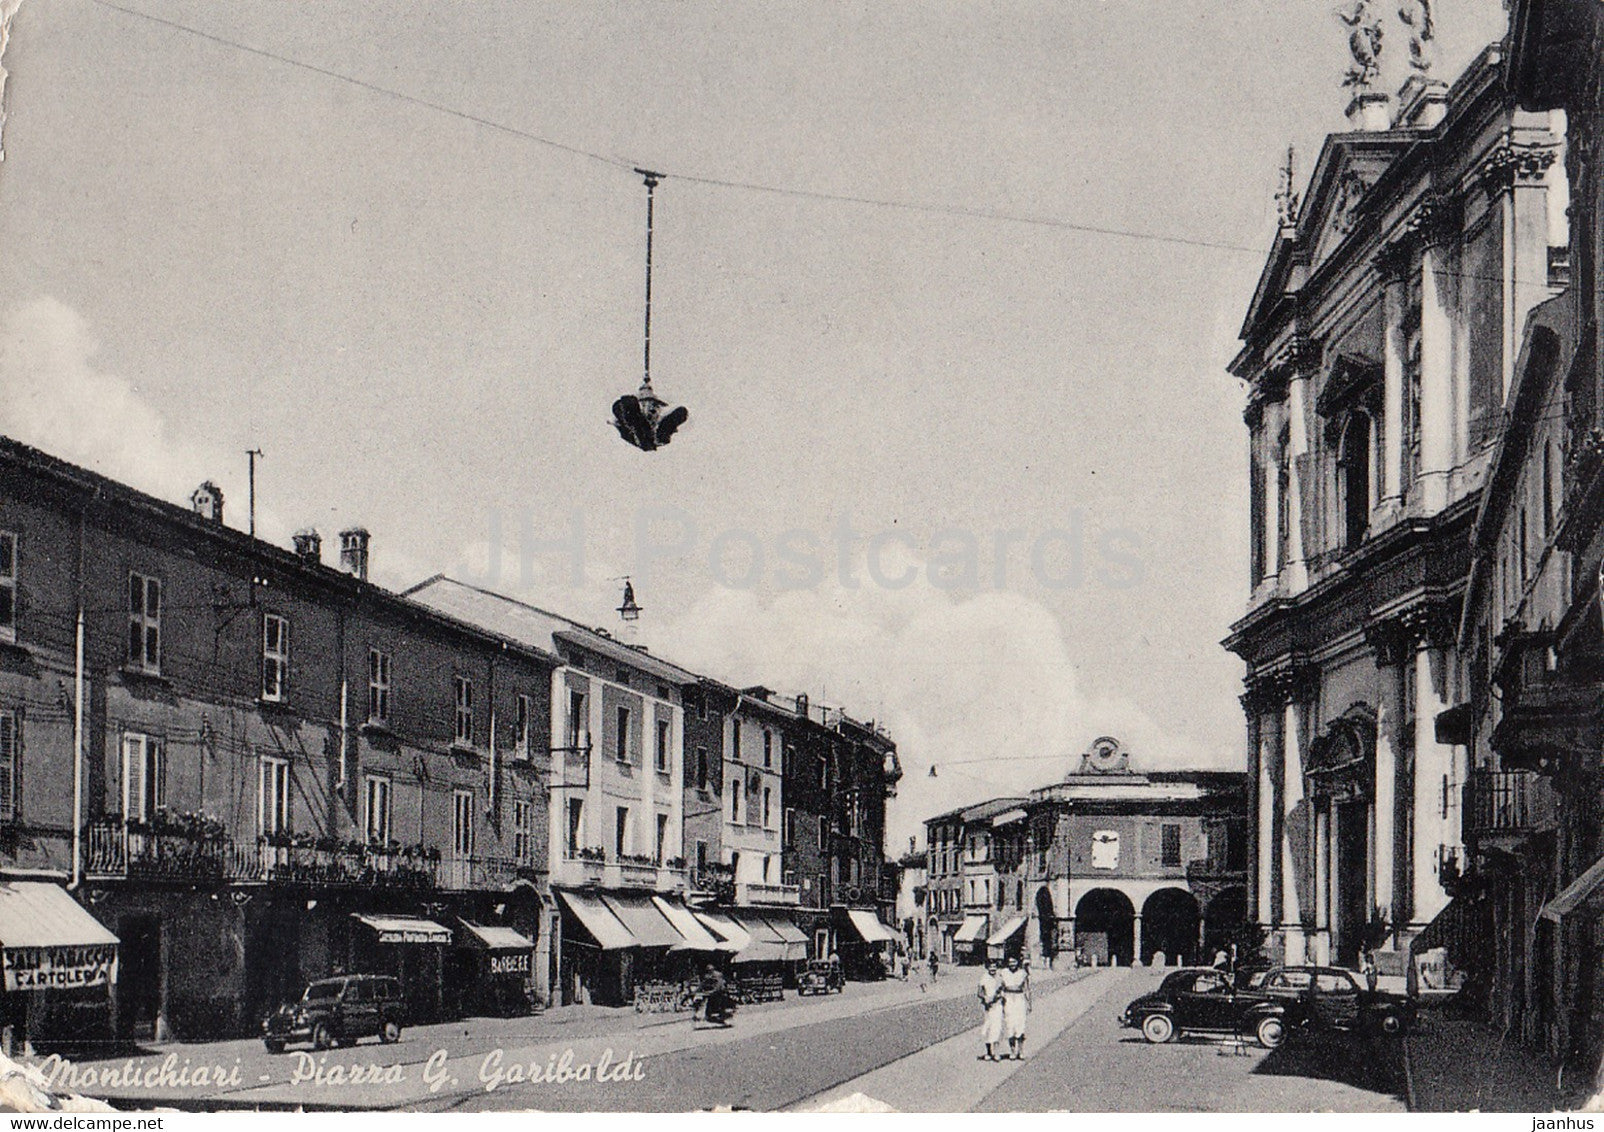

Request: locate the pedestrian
(999, 954), (1031, 1059)
(976, 959), (1004, 1060)
(1360, 947), (1379, 992)
(898, 949), (910, 981)
(929, 951), (940, 982)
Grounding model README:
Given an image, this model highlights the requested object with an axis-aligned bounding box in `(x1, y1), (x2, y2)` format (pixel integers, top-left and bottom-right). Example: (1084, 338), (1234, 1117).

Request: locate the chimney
(1346, 91), (1391, 131)
(796, 693), (809, 719)
(292, 529), (322, 564)
(338, 527), (370, 580)
(190, 482), (224, 524)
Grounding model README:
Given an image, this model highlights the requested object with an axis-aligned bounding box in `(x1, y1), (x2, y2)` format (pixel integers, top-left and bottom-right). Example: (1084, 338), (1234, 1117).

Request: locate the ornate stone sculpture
(1338, 0), (1385, 90)
(1397, 0), (1436, 74)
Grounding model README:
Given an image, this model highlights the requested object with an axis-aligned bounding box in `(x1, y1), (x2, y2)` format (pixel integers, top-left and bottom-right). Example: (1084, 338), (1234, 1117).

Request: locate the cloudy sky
(0, 0), (1508, 847)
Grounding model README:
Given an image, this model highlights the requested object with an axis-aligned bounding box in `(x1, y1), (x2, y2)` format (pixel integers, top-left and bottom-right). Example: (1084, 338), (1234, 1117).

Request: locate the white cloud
(654, 553), (1236, 850)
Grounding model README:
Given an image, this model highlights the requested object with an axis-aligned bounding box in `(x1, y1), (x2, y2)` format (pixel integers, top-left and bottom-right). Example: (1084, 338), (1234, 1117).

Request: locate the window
(261, 613), (289, 701)
(763, 854), (773, 883)
(696, 746), (709, 792)
(730, 779), (741, 824)
(122, 733), (166, 822)
(698, 697), (709, 722)
(695, 840), (708, 871)
(566, 689), (587, 749)
(1339, 413), (1372, 549)
(364, 775), (391, 844)
(615, 705), (631, 763)
(763, 787), (773, 828)
(260, 755), (290, 835)
(454, 677), (474, 745)
(515, 694), (532, 757)
(732, 721), (742, 763)
(655, 718), (670, 773)
(655, 812), (668, 864)
(368, 649), (391, 723)
(1161, 823), (1182, 868)
(0, 710), (15, 820)
(128, 572), (161, 674)
(763, 729), (772, 768)
(513, 799), (531, 861)
(614, 806), (630, 858)
(785, 807), (796, 844)
(0, 532), (15, 643)
(452, 789), (474, 856)
(747, 773), (761, 826)
(819, 815), (828, 852)
(566, 798), (583, 856)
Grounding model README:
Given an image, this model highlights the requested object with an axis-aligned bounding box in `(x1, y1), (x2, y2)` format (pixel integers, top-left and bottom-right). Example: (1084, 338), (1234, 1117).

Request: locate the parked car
(798, 959), (845, 996)
(1247, 965), (1414, 1036)
(263, 974), (405, 1052)
(1119, 967), (1293, 1048)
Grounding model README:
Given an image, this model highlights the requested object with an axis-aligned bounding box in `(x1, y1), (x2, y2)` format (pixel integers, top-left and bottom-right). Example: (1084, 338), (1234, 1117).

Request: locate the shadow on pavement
(1252, 1030), (1406, 1102)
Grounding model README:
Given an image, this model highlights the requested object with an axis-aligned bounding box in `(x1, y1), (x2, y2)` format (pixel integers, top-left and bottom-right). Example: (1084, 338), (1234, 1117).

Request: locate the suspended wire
(84, 0), (1265, 256)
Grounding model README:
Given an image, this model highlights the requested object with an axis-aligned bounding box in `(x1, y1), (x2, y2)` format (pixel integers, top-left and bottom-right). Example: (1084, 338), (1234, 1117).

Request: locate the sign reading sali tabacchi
(4, 945), (118, 991)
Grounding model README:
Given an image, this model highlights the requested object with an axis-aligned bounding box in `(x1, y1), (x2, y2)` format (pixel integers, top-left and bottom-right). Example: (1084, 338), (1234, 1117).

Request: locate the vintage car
(1246, 965), (1415, 1036)
(1119, 967), (1293, 1048)
(263, 974), (406, 1052)
(798, 959), (845, 996)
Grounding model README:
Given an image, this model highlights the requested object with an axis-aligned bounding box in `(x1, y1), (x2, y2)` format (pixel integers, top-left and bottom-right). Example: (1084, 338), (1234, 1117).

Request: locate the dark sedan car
(263, 974), (406, 1052)
(1248, 965), (1414, 1036)
(1119, 967), (1293, 1049)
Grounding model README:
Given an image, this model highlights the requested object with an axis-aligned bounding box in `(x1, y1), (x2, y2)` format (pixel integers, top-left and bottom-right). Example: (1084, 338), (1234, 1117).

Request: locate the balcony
(1466, 769), (1558, 841)
(258, 838), (439, 891)
(736, 881), (800, 907)
(439, 855), (528, 892)
(551, 851), (686, 892)
(689, 863), (735, 903)
(85, 817), (262, 883)
(552, 852), (607, 888)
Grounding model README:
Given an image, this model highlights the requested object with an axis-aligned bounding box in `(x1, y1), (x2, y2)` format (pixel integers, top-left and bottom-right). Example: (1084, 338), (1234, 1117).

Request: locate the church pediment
(1301, 138), (1409, 269)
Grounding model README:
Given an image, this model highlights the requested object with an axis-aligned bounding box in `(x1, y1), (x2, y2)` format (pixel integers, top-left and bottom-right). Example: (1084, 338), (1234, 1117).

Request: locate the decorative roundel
(1088, 737), (1123, 768)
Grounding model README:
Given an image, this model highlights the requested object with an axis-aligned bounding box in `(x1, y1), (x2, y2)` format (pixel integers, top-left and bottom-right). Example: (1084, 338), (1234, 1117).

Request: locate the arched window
(1339, 412), (1372, 548)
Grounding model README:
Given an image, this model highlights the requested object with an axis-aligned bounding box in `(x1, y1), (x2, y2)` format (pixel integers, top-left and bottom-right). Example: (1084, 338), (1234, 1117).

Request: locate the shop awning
(693, 911), (749, 953)
(953, 915), (989, 945)
(1541, 856), (1604, 923)
(600, 893), (682, 949)
(556, 890), (635, 950)
(352, 914), (451, 945)
(726, 913), (794, 964)
(0, 883), (119, 992)
(652, 897), (723, 951)
(843, 909), (898, 944)
(458, 922), (534, 951)
(744, 912), (808, 961)
(987, 914), (1028, 947)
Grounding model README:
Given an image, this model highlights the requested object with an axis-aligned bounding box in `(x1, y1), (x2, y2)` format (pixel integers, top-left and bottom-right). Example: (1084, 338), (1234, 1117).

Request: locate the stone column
(1276, 664), (1316, 964)
(1314, 803), (1330, 962)
(1277, 339), (1318, 592)
(1365, 619), (1410, 945)
(1133, 913), (1143, 965)
(1482, 143), (1561, 398)
(1376, 243), (1410, 505)
(1413, 196), (1460, 514)
(1406, 604), (1456, 931)
(1243, 684), (1278, 929)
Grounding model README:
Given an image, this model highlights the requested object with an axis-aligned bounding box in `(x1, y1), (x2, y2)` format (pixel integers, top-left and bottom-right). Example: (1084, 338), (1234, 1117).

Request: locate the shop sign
(488, 951), (531, 977)
(4, 945), (118, 991)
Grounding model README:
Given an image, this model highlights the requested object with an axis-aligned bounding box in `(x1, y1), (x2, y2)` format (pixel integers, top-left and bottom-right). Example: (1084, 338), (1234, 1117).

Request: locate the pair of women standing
(977, 955), (1030, 1060)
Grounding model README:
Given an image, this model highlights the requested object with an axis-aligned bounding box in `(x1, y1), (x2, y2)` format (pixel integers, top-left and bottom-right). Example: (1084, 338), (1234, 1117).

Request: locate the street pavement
(25, 963), (1412, 1112)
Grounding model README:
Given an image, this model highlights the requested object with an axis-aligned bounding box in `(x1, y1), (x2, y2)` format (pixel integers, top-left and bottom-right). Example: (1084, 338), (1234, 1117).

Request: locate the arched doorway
(1075, 889), (1135, 966)
(1035, 887), (1057, 964)
(1141, 888), (1201, 967)
(1203, 886), (1249, 959)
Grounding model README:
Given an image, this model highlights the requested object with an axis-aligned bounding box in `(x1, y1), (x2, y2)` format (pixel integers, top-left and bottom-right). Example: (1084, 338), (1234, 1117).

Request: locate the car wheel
(381, 1019), (402, 1044)
(312, 1023), (335, 1051)
(1141, 1014), (1175, 1044)
(1256, 1016), (1286, 1049)
(263, 1039), (285, 1055)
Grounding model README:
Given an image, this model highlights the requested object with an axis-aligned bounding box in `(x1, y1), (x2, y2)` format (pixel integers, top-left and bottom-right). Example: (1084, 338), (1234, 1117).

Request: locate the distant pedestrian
(999, 954), (1031, 1059)
(929, 951), (940, 982)
(898, 950), (910, 981)
(976, 959), (1004, 1060)
(1360, 947), (1379, 992)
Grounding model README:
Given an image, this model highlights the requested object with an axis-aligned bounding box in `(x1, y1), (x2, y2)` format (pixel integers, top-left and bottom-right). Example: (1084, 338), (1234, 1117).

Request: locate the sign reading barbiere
(488, 952), (530, 977)
(4, 945), (119, 991)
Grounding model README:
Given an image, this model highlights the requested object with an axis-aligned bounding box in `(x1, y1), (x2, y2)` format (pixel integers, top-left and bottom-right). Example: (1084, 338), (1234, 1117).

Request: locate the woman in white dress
(976, 960), (1004, 1060)
(999, 955), (1031, 1059)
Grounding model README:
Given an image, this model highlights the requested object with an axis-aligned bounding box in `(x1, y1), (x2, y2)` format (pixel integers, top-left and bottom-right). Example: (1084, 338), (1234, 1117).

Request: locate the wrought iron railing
(1466, 769), (1556, 835)
(85, 819), (262, 882)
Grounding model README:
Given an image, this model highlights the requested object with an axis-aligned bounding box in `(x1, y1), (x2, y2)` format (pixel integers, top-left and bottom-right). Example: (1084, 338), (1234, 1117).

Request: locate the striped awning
(652, 897), (723, 951)
(0, 883), (119, 992)
(953, 915), (988, 945)
(693, 911), (749, 953)
(599, 893), (682, 949)
(988, 914), (1028, 947)
(458, 922), (533, 952)
(556, 890), (635, 950)
(844, 909), (898, 944)
(352, 914), (451, 945)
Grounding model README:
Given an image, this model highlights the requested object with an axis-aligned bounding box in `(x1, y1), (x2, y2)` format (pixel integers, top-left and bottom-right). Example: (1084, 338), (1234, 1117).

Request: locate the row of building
(902, 738), (1249, 971)
(1227, 2), (1604, 1085)
(0, 435), (901, 1044)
